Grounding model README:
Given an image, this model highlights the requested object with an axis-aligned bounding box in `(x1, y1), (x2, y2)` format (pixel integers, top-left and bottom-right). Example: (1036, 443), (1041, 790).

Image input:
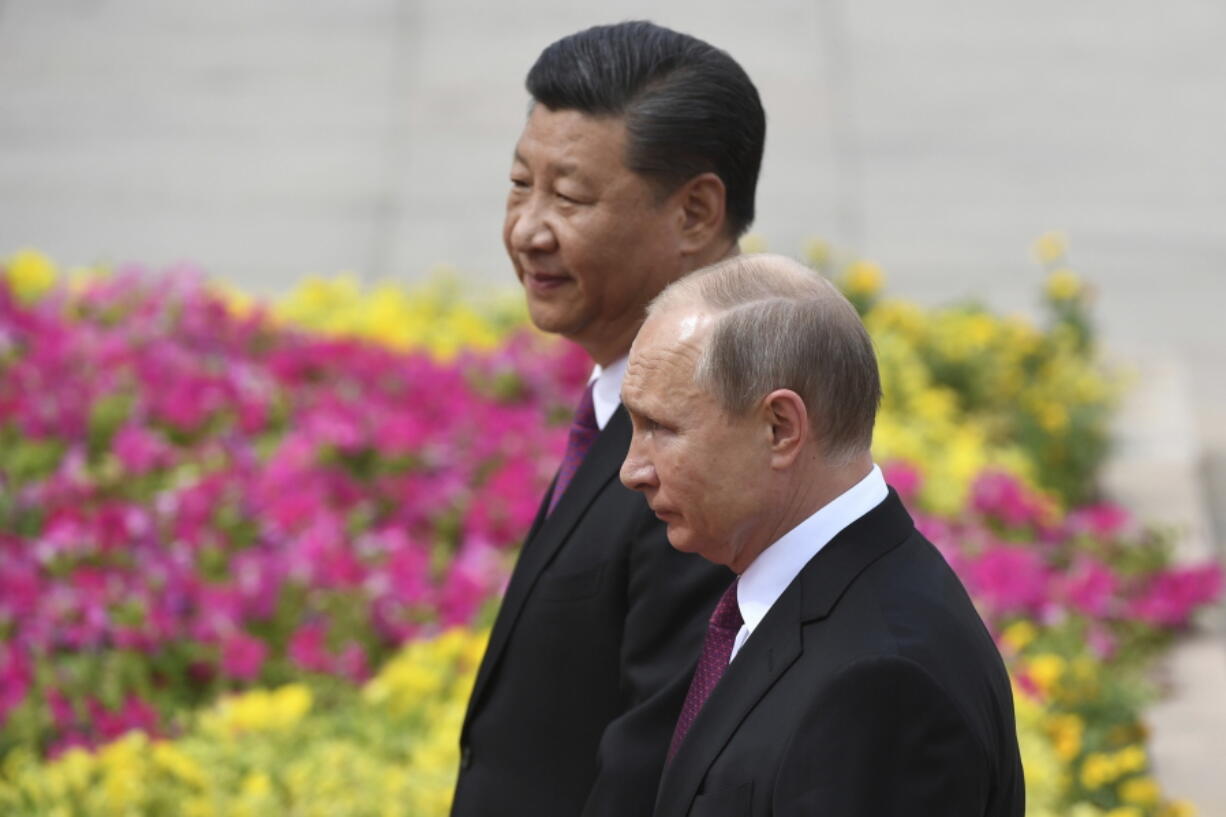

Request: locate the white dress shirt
(589, 357), (628, 431)
(729, 464), (889, 662)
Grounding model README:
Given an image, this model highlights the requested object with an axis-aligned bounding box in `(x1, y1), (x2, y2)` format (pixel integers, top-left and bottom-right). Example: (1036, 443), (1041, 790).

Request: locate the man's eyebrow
(510, 151), (586, 180)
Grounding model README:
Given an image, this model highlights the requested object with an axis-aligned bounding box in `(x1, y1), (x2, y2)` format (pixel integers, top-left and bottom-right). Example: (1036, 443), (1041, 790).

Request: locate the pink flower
(1058, 558), (1120, 619)
(970, 471), (1049, 530)
(220, 632), (268, 681)
(0, 643), (32, 726)
(882, 461), (922, 503)
(965, 545), (1050, 619)
(88, 694), (161, 741)
(1067, 502), (1130, 539)
(44, 687), (77, 730)
(378, 529), (432, 604)
(336, 642), (370, 683)
(1129, 565), (1224, 627)
(439, 539), (505, 626)
(288, 620), (331, 673)
(113, 424), (173, 475)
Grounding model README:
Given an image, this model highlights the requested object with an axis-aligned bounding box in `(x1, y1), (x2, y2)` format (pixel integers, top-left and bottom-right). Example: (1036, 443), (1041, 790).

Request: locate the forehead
(513, 106), (629, 177)
(625, 311), (713, 396)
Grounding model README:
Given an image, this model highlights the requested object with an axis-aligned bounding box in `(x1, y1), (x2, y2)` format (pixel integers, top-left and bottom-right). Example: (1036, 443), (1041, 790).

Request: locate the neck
(729, 451), (874, 574)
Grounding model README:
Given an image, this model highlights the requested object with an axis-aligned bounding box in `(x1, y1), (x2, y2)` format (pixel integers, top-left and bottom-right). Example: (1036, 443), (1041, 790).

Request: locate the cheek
(501, 207), (519, 251)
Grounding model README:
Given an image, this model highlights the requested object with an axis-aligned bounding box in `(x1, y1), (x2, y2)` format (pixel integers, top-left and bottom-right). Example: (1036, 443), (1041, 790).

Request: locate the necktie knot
(572, 382), (599, 434)
(709, 578), (743, 631)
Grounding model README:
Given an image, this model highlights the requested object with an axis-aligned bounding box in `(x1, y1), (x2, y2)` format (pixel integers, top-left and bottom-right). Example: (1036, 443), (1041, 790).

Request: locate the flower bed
(1, 247), (1221, 816)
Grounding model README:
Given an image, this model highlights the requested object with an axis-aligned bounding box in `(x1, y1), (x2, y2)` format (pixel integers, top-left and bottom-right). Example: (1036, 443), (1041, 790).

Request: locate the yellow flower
(241, 771), (273, 797)
(842, 260), (884, 297)
(1046, 267), (1082, 301)
(5, 248), (58, 303)
(153, 741), (206, 788)
(1045, 713), (1084, 762)
(1118, 776), (1160, 807)
(1080, 752), (1119, 789)
(202, 683), (313, 735)
(1027, 653), (1066, 697)
(1000, 620), (1038, 652)
(1114, 744), (1147, 774)
(1033, 231), (1068, 265)
(1034, 401), (1070, 433)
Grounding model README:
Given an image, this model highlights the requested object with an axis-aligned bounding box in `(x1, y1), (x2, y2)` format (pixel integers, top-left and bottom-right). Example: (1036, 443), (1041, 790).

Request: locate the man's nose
(507, 196), (556, 253)
(620, 445), (657, 493)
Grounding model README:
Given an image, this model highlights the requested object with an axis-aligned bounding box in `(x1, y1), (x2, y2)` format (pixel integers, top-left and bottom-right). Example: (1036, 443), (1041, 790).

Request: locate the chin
(665, 529), (721, 565)
(524, 304), (568, 336)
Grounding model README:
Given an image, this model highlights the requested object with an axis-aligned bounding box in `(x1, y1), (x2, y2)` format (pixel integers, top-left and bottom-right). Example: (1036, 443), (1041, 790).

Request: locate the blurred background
(2, 0), (1223, 463)
(1, 0), (1223, 810)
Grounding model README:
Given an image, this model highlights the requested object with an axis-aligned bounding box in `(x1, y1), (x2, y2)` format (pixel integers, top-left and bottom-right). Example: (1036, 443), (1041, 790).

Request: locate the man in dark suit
(619, 254), (1025, 817)
(451, 22), (764, 817)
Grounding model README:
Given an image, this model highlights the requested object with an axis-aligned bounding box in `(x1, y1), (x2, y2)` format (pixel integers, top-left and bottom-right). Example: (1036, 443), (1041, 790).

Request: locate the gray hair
(647, 254), (881, 462)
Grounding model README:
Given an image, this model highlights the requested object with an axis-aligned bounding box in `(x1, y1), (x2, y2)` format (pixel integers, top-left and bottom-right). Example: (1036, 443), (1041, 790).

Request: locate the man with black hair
(451, 21), (765, 817)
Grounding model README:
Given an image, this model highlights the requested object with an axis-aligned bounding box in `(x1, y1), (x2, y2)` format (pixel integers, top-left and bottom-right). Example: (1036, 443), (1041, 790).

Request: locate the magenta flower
(0, 643), (32, 727)
(882, 460), (922, 503)
(1058, 558), (1120, 618)
(970, 471), (1049, 530)
(221, 632), (269, 681)
(336, 642), (370, 683)
(288, 621), (332, 674)
(1129, 565), (1224, 627)
(1067, 502), (1131, 539)
(965, 545), (1050, 618)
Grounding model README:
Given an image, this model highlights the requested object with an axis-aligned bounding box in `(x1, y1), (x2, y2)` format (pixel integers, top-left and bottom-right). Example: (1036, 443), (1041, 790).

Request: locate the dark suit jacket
(655, 490), (1024, 817)
(452, 406), (730, 817)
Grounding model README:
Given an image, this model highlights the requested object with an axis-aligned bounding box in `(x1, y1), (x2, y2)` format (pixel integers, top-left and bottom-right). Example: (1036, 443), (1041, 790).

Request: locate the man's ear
(763, 389), (809, 470)
(674, 172), (728, 254)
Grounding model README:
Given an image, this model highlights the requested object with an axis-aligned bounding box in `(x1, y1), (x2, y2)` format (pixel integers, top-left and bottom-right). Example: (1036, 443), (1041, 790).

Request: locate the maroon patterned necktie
(547, 383), (600, 516)
(667, 578), (743, 763)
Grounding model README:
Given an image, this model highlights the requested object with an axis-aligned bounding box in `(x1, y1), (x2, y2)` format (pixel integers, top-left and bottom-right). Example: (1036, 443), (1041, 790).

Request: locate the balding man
(620, 254), (1024, 817)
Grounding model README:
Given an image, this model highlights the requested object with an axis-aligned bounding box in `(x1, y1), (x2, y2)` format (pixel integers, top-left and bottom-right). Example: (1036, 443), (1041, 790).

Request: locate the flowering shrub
(268, 272), (527, 360)
(0, 629), (486, 817)
(2, 247), (1221, 817)
(0, 260), (588, 755)
(881, 465), (1218, 816)
(821, 234), (1118, 509)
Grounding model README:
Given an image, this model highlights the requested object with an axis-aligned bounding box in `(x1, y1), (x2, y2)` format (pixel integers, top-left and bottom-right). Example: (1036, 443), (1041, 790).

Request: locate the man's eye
(510, 178), (530, 190)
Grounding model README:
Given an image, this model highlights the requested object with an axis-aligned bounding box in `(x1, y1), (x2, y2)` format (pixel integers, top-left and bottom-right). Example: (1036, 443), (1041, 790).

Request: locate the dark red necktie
(667, 578), (743, 763)
(547, 383), (600, 516)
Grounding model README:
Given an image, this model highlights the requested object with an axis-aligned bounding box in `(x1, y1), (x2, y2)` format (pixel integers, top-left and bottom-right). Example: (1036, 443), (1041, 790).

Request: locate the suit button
(460, 746), (473, 770)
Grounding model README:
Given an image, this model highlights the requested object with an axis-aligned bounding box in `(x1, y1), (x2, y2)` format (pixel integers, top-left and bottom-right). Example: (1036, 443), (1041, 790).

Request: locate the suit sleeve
(774, 655), (991, 817)
(580, 507), (732, 817)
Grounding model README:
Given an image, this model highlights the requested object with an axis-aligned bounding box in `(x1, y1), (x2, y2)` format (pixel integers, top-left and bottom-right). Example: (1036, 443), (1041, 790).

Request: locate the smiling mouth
(523, 270), (572, 294)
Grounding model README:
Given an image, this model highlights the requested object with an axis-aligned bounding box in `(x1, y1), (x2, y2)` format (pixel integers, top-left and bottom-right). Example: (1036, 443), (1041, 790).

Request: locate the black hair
(526, 21), (766, 237)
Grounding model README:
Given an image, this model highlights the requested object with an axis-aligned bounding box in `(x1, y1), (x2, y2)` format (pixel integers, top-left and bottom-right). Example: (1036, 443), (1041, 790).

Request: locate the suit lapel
(466, 407), (633, 716)
(654, 490), (915, 816)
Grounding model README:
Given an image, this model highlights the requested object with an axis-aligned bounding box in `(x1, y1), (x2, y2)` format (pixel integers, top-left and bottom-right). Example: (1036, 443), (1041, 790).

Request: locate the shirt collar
(736, 464), (889, 637)
(588, 356), (628, 430)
